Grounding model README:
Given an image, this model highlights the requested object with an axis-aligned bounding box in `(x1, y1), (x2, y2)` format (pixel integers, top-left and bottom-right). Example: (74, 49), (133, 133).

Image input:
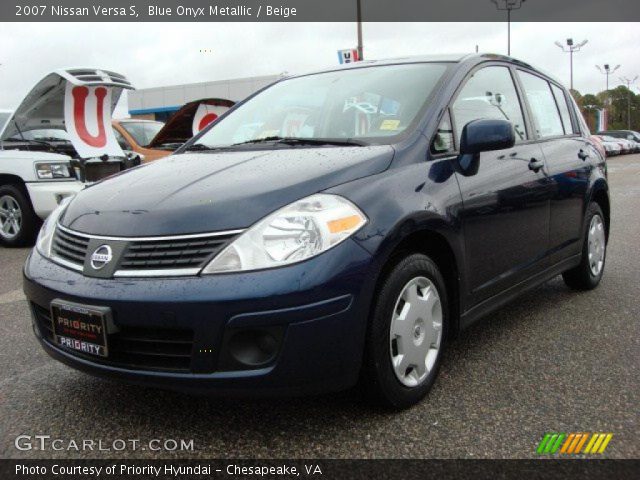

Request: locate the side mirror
(459, 119), (515, 155)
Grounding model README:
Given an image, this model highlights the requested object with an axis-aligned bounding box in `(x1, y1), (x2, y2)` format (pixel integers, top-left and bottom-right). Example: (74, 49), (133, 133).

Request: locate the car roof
(287, 53), (561, 87)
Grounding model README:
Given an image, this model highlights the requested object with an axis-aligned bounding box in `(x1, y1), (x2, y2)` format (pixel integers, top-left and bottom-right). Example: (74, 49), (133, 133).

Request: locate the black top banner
(3, 0), (640, 22)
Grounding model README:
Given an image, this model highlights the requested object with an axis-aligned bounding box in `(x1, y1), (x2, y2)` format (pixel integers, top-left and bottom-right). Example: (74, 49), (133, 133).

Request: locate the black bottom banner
(1, 459), (638, 480)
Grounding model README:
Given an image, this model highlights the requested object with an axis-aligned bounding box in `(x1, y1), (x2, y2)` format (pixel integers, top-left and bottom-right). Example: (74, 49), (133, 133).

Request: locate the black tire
(562, 202), (607, 291)
(362, 253), (449, 410)
(0, 184), (41, 247)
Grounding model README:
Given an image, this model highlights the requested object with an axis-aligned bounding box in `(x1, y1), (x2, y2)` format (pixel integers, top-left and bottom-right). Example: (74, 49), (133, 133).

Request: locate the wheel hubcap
(587, 214), (606, 276)
(0, 195), (22, 240)
(389, 276), (443, 388)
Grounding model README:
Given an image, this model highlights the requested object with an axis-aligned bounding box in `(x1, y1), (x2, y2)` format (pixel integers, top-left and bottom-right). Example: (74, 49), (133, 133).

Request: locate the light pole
(596, 64), (621, 105)
(490, 0), (526, 56)
(554, 38), (588, 91)
(356, 0), (363, 61)
(620, 76), (638, 130)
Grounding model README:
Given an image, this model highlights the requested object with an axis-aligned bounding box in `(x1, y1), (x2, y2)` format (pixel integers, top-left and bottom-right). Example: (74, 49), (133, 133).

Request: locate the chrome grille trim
(113, 268), (201, 278)
(50, 254), (84, 272)
(56, 223), (244, 242)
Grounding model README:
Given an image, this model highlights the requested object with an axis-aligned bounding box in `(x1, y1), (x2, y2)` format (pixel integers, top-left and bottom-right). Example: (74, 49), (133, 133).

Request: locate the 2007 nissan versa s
(24, 54), (610, 409)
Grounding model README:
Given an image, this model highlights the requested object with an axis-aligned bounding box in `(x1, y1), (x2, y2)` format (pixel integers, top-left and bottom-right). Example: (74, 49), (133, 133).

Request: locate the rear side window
(550, 84), (575, 135)
(518, 71), (564, 138)
(452, 66), (527, 144)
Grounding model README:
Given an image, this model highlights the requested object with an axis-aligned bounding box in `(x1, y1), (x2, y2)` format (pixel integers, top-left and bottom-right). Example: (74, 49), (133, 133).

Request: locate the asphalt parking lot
(0, 155), (638, 460)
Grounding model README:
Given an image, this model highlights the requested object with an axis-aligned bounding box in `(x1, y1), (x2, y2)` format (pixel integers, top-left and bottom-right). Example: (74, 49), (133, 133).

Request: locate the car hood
(61, 145), (394, 236)
(0, 149), (71, 161)
(1, 68), (133, 141)
(147, 98), (235, 149)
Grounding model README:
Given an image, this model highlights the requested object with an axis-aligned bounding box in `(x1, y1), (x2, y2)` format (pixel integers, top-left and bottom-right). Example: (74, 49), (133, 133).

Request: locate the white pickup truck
(0, 68), (135, 246)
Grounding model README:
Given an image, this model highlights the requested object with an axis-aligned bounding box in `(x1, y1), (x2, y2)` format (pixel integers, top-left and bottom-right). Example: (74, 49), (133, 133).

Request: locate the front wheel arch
(370, 227), (461, 340)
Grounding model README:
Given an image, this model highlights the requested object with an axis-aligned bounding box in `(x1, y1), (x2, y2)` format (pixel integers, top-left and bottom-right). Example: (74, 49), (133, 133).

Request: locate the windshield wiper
(34, 137), (72, 143)
(182, 143), (226, 152)
(232, 136), (366, 147)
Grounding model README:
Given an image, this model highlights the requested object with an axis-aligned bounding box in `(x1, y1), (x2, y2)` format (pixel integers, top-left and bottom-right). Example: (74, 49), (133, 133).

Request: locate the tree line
(571, 86), (640, 132)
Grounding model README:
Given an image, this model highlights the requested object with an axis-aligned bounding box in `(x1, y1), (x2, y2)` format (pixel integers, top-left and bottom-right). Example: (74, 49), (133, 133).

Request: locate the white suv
(0, 68), (135, 246)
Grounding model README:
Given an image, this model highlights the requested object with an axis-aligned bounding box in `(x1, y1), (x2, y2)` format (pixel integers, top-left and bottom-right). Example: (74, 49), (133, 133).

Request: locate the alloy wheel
(0, 195), (22, 240)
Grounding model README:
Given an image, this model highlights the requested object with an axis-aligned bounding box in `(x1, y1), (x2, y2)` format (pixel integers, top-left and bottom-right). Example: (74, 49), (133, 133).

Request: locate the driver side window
(451, 66), (527, 146)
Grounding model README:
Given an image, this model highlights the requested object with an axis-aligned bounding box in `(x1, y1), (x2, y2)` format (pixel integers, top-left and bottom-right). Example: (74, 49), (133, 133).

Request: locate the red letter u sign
(72, 86), (107, 148)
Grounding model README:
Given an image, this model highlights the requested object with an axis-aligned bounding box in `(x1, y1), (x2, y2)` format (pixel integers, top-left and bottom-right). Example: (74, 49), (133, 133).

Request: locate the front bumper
(23, 239), (377, 395)
(25, 181), (84, 219)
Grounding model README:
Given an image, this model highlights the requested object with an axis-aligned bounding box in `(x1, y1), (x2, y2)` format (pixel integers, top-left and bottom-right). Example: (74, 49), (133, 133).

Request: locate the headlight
(35, 195), (75, 259)
(202, 194), (367, 274)
(35, 162), (72, 179)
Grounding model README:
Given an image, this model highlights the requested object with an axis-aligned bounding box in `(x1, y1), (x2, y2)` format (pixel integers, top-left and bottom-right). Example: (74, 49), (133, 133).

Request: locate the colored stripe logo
(537, 433), (613, 455)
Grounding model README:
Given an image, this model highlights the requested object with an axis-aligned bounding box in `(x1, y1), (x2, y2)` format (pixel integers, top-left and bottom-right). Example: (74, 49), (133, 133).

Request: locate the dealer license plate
(50, 300), (109, 358)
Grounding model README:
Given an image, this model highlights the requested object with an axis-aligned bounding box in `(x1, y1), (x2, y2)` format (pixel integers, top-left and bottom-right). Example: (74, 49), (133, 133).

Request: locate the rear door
(516, 71), (592, 264)
(450, 65), (551, 304)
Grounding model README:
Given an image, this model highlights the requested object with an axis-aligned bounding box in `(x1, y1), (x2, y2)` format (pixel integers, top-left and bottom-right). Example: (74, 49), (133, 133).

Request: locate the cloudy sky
(0, 22), (638, 115)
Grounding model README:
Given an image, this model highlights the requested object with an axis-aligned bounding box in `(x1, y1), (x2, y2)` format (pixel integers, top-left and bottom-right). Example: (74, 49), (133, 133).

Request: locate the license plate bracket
(50, 300), (110, 358)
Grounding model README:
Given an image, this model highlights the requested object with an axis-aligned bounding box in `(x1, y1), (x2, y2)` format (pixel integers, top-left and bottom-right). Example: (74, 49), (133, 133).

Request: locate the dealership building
(127, 74), (283, 121)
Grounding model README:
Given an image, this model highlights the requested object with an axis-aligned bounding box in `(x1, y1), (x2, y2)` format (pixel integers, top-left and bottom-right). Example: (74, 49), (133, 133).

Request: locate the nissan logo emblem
(90, 245), (113, 270)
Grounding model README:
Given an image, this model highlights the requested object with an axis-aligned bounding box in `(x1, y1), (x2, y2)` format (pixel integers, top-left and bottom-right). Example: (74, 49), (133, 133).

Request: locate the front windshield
(120, 121), (164, 147)
(194, 63), (449, 148)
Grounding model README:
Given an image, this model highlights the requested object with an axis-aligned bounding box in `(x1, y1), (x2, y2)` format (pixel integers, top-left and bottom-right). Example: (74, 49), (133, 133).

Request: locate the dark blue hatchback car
(24, 54), (609, 408)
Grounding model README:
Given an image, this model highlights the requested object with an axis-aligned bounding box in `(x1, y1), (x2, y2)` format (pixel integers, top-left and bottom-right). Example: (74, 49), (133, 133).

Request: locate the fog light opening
(228, 329), (279, 367)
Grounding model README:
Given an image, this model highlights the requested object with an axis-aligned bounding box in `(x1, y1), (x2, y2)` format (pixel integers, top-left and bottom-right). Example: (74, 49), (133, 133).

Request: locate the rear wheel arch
(590, 185), (610, 242)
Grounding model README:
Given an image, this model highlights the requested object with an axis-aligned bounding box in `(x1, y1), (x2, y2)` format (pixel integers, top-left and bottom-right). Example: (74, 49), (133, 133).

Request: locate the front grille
(84, 162), (122, 182)
(51, 226), (240, 276)
(120, 236), (233, 270)
(52, 228), (89, 266)
(32, 302), (194, 372)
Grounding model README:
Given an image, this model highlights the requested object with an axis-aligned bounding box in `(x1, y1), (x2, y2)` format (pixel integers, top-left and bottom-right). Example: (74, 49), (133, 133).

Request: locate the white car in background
(595, 135), (622, 156)
(0, 68), (134, 246)
(600, 135), (632, 155)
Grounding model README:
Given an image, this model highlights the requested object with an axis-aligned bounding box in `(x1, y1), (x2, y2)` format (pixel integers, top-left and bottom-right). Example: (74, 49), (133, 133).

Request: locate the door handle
(528, 158), (544, 172)
(578, 149), (589, 160)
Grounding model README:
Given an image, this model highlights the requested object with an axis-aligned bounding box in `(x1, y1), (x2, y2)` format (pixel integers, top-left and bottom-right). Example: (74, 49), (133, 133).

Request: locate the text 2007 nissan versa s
(24, 54), (609, 409)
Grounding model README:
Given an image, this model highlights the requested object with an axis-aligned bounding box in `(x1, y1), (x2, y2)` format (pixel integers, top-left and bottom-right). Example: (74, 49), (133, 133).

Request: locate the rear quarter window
(550, 84), (576, 135)
(518, 71), (565, 138)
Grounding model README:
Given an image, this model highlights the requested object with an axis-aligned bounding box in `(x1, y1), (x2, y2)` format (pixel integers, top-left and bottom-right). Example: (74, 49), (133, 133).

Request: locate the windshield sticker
(379, 119), (401, 131)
